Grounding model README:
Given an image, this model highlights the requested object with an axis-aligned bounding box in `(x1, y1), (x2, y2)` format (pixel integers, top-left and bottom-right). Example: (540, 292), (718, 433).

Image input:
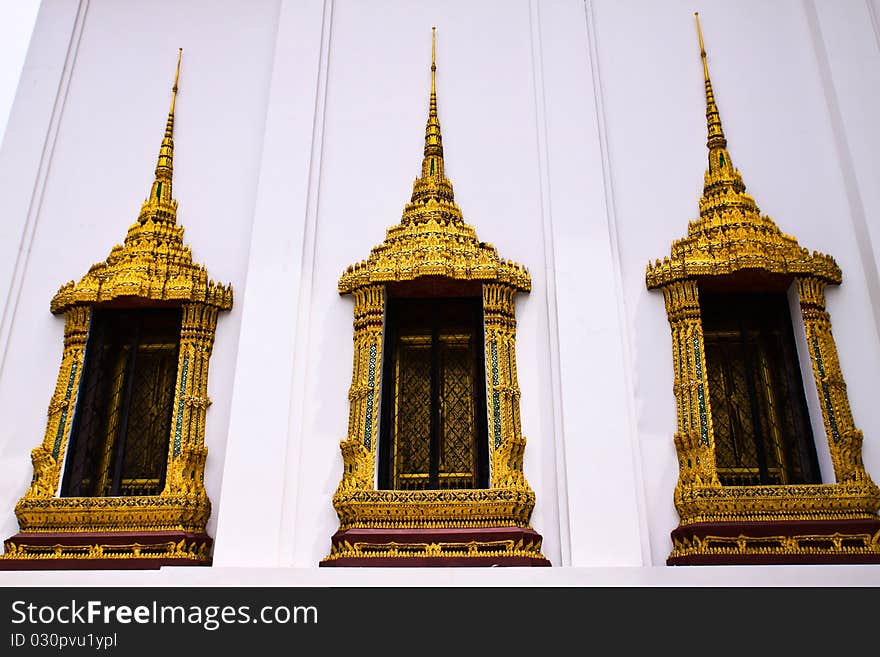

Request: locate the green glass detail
(52, 362), (79, 459)
(693, 336), (709, 446)
(491, 341), (502, 448)
(812, 336), (840, 442)
(679, 335), (689, 433)
(173, 355), (189, 457)
(364, 343), (377, 450)
(156, 182), (162, 200)
(719, 153), (725, 167)
(430, 158), (435, 175)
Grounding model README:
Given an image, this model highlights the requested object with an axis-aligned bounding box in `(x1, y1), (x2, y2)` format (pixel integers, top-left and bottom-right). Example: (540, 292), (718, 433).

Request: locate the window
(0, 51), (233, 569)
(61, 308), (181, 498)
(645, 14), (880, 564)
(322, 30), (548, 566)
(378, 297), (488, 491)
(700, 292), (820, 487)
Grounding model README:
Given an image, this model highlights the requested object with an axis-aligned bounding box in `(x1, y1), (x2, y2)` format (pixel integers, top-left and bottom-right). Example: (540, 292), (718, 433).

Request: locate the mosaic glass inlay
(173, 355), (189, 457)
(679, 334), (689, 433)
(693, 335), (709, 446)
(364, 343), (377, 449)
(52, 361), (79, 459)
(812, 336), (840, 442)
(491, 341), (501, 448)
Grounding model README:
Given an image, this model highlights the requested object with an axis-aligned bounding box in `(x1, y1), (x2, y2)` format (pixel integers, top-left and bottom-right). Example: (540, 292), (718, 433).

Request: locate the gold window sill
(675, 480), (880, 525)
(332, 487), (536, 529)
(13, 494), (210, 534)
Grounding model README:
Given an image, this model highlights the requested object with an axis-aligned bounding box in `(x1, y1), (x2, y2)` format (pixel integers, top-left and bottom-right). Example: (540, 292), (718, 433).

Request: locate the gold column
(21, 306), (91, 500)
(797, 276), (870, 483)
(164, 303), (218, 505)
(338, 284), (385, 493)
(483, 283), (526, 489)
(662, 279), (719, 500)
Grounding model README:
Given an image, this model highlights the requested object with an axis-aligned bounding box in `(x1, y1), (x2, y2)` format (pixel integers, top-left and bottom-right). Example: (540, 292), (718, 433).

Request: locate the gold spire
(425, 26), (441, 165)
(692, 13), (756, 220)
(696, 13), (729, 171)
(403, 27), (461, 224)
(143, 48), (182, 221)
(51, 47), (233, 314)
(338, 28), (529, 294)
(644, 14), (841, 289)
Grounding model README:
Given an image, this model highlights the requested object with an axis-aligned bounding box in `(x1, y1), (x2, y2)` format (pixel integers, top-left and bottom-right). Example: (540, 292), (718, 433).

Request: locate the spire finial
(429, 26), (438, 122)
(431, 26), (437, 95)
(695, 12), (709, 83)
(691, 14), (757, 224)
(421, 27), (443, 165)
(401, 26), (461, 224)
(694, 13), (728, 170)
(169, 47), (182, 119)
(143, 49), (182, 221)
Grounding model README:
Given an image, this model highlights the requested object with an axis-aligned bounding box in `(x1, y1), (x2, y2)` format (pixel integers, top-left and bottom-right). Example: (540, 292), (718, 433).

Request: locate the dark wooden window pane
(61, 308), (181, 497)
(700, 292), (820, 486)
(379, 297), (488, 490)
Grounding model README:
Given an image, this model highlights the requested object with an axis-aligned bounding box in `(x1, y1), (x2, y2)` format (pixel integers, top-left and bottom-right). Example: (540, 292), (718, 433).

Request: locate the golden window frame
(646, 15), (880, 564)
(1, 51), (233, 568)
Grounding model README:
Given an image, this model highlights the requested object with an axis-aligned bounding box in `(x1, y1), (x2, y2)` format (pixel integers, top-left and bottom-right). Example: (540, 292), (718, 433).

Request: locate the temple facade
(0, 0), (879, 584)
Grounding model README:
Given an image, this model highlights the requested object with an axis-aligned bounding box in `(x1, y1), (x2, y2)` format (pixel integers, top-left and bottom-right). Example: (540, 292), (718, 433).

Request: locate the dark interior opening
(700, 290), (821, 486)
(61, 307), (182, 497)
(378, 295), (489, 490)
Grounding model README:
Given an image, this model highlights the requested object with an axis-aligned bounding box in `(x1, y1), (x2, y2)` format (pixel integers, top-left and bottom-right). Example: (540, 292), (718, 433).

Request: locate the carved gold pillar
(336, 284), (385, 494)
(163, 303), (218, 505)
(661, 279), (719, 498)
(483, 283), (526, 489)
(21, 306), (91, 500)
(797, 276), (870, 483)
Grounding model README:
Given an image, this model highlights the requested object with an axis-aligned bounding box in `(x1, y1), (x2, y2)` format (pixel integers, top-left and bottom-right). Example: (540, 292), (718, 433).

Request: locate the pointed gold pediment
(339, 28), (529, 295)
(646, 14), (839, 289)
(51, 49), (232, 314)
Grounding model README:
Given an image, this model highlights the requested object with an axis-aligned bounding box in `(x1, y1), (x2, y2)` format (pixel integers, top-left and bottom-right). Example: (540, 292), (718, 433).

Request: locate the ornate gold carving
(797, 277), (869, 483)
(645, 16), (839, 290)
(3, 50), (231, 563)
(645, 15), (880, 552)
(13, 495), (210, 533)
(332, 488), (536, 530)
(326, 30), (543, 561)
(23, 306), (91, 500)
(670, 528), (880, 562)
(674, 483), (880, 525)
(3, 538), (211, 563)
(50, 51), (232, 314)
(322, 536), (547, 563)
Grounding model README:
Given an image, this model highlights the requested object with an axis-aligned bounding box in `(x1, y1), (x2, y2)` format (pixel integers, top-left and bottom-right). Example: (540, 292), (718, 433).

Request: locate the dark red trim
(0, 530), (213, 570)
(3, 530), (211, 547)
(0, 557), (210, 570)
(668, 518), (880, 565)
(668, 553), (880, 565)
(321, 555), (550, 567)
(320, 526), (551, 567)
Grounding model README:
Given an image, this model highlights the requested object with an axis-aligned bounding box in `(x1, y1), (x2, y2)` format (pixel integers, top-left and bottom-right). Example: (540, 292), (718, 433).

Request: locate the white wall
(1, 0), (880, 584)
